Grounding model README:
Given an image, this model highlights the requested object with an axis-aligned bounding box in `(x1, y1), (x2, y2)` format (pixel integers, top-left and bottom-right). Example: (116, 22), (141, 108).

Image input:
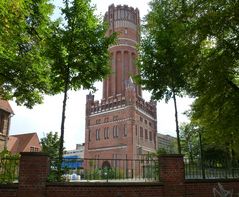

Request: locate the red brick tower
(84, 4), (157, 166)
(102, 4), (142, 99)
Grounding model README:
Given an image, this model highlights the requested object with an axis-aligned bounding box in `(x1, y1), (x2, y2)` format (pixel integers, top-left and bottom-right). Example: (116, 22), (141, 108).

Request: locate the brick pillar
(17, 152), (49, 197)
(159, 154), (185, 197)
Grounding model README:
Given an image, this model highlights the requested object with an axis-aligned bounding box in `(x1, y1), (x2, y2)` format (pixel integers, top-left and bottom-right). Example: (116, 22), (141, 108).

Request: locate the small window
(104, 127), (109, 139)
(104, 117), (109, 123)
(0, 111), (4, 133)
(113, 116), (118, 121)
(124, 28), (128, 34)
(113, 126), (118, 138)
(140, 127), (143, 138)
(149, 122), (152, 127)
(144, 120), (147, 125)
(149, 131), (152, 141)
(96, 119), (101, 124)
(140, 117), (143, 122)
(145, 129), (148, 140)
(89, 130), (91, 141)
(123, 124), (127, 137)
(96, 129), (100, 141)
(30, 147), (39, 152)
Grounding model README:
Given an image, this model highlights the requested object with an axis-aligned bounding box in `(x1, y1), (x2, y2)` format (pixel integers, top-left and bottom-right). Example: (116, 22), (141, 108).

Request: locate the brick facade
(84, 4), (157, 168)
(0, 99), (13, 152)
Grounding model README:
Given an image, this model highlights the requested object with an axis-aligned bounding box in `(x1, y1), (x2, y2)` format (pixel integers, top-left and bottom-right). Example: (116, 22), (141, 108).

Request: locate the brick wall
(1, 153), (239, 197)
(46, 182), (163, 197)
(0, 184), (17, 197)
(17, 152), (49, 197)
(185, 180), (239, 197)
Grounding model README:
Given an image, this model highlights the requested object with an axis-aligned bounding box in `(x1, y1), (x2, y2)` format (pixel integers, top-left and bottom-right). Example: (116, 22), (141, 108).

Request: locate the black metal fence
(184, 158), (239, 179)
(0, 157), (20, 183)
(50, 157), (159, 182)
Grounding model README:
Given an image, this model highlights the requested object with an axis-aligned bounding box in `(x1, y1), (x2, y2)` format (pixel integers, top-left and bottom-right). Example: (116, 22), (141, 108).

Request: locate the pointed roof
(7, 133), (39, 153)
(0, 99), (14, 114)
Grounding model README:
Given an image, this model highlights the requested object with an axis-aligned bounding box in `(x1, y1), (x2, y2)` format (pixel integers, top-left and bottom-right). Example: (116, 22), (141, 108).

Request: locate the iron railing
(50, 157), (159, 182)
(0, 157), (20, 183)
(184, 158), (239, 179)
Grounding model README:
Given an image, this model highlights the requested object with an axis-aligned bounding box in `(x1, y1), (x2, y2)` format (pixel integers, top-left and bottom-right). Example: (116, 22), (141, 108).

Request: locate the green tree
(184, 0), (239, 160)
(0, 0), (55, 108)
(0, 149), (20, 184)
(139, 0), (239, 156)
(46, 0), (115, 170)
(180, 122), (201, 162)
(40, 131), (67, 182)
(41, 131), (60, 160)
(138, 0), (189, 154)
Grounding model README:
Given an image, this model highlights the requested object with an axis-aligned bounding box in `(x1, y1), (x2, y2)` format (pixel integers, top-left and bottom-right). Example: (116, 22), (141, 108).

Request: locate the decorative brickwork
(84, 4), (157, 168)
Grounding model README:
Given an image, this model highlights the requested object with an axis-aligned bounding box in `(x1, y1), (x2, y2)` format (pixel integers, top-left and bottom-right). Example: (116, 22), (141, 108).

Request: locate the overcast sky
(9, 0), (193, 149)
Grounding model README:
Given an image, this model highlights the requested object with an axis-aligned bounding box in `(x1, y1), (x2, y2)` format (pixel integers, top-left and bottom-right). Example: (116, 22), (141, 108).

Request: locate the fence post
(159, 154), (185, 197)
(17, 152), (49, 197)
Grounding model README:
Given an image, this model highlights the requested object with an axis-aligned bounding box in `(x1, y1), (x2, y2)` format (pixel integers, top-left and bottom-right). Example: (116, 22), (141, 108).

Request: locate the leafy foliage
(84, 167), (124, 180)
(138, 0), (188, 101)
(180, 122), (201, 161)
(0, 150), (20, 184)
(47, 0), (115, 93)
(41, 131), (60, 160)
(45, 0), (115, 175)
(138, 0), (190, 154)
(0, 0), (55, 108)
(140, 0), (239, 157)
(184, 0), (239, 160)
(41, 132), (64, 182)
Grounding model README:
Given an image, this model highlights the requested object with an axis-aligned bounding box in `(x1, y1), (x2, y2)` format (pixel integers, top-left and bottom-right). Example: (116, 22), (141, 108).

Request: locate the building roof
(0, 99), (14, 114)
(7, 132), (40, 153)
(157, 133), (176, 140)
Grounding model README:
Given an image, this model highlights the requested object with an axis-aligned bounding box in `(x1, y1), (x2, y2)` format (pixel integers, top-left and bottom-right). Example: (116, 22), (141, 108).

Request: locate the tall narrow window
(96, 129), (100, 141)
(89, 130), (91, 141)
(145, 129), (148, 140)
(123, 124), (127, 137)
(0, 111), (4, 133)
(104, 127), (109, 139)
(140, 127), (143, 138)
(149, 131), (152, 141)
(113, 126), (118, 138)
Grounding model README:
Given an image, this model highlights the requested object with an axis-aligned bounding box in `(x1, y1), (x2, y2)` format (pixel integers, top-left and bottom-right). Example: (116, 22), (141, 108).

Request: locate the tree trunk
(173, 91), (181, 154)
(58, 69), (69, 179)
